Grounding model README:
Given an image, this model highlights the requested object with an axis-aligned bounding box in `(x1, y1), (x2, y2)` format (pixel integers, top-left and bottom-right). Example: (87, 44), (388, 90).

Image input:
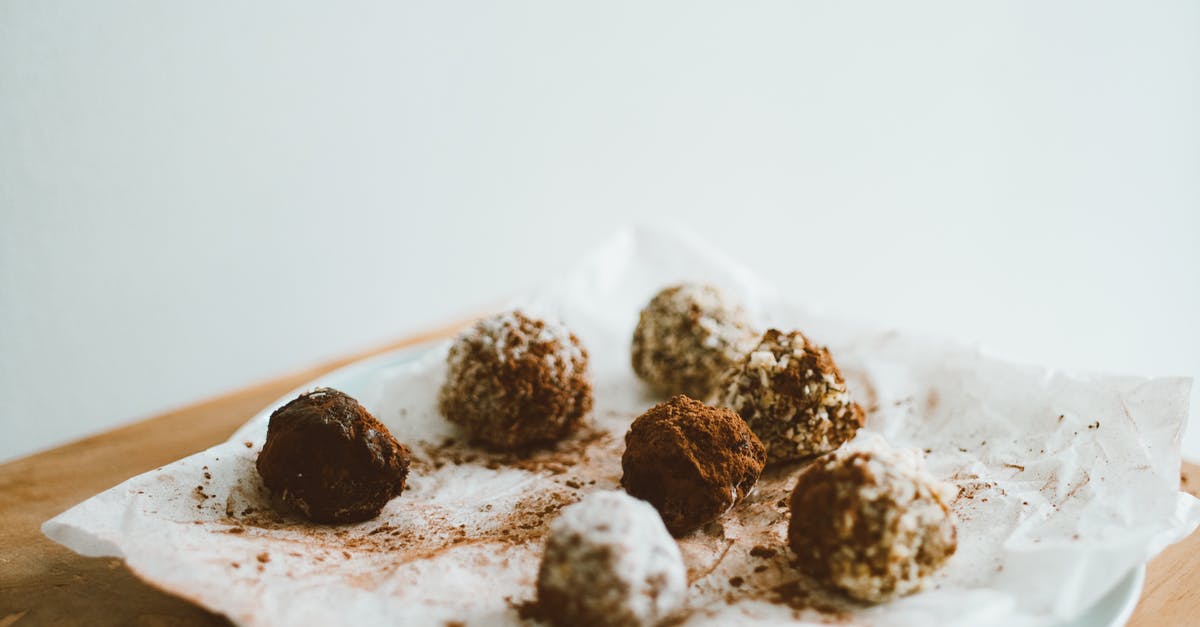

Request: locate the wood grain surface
(0, 321), (1196, 626)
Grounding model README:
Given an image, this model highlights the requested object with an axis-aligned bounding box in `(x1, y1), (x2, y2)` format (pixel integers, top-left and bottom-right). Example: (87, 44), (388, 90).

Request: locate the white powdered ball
(536, 491), (687, 627)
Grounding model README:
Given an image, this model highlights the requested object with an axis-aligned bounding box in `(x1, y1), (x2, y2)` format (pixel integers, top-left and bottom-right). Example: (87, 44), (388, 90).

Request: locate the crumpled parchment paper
(45, 226), (1199, 627)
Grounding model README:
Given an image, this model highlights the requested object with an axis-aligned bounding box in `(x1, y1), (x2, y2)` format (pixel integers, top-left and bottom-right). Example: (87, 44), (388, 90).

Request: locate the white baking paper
(45, 226), (1199, 627)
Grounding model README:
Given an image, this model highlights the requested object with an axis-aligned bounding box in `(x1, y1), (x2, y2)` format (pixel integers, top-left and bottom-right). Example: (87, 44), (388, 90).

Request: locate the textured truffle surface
(631, 283), (756, 400)
(620, 395), (766, 536)
(720, 329), (864, 464)
(536, 491), (687, 627)
(255, 388), (411, 524)
(787, 440), (958, 603)
(438, 310), (593, 450)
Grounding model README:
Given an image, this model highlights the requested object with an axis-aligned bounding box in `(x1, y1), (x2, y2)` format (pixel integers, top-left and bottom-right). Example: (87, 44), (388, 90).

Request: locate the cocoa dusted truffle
(631, 283), (756, 400)
(788, 440), (957, 603)
(621, 395), (766, 536)
(720, 329), (864, 464)
(536, 491), (687, 627)
(438, 310), (593, 450)
(255, 388), (411, 524)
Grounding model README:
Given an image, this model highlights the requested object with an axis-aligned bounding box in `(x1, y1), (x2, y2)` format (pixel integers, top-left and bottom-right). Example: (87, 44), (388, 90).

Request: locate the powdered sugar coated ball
(536, 490), (687, 627)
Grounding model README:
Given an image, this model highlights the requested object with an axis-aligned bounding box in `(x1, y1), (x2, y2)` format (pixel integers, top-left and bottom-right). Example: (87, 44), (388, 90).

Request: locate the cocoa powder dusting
(621, 395), (766, 536)
(196, 391), (897, 623)
(213, 422), (625, 598)
(749, 546), (778, 559)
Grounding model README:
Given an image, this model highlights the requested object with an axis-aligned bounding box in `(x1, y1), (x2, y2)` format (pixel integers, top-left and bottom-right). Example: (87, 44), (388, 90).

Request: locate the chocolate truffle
(620, 395), (766, 536)
(438, 310), (592, 450)
(631, 283), (756, 400)
(787, 441), (957, 603)
(537, 491), (687, 627)
(255, 388), (411, 524)
(720, 329), (864, 464)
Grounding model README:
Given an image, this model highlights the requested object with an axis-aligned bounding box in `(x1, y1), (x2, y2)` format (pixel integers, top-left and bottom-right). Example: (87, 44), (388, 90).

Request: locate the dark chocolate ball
(438, 310), (593, 450)
(720, 329), (864, 464)
(256, 388), (411, 524)
(788, 442), (957, 602)
(620, 395), (766, 536)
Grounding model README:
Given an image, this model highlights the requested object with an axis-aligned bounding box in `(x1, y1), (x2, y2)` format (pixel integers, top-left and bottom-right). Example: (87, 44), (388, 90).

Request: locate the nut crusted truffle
(255, 388), (411, 524)
(438, 310), (593, 450)
(536, 491), (687, 627)
(720, 329), (864, 464)
(621, 395), (766, 536)
(631, 283), (756, 400)
(787, 441), (958, 603)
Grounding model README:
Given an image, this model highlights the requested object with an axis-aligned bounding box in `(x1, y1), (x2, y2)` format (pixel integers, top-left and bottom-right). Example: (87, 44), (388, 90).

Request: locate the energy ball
(621, 395), (766, 536)
(787, 441), (958, 603)
(536, 491), (687, 627)
(438, 310), (593, 450)
(631, 283), (756, 400)
(720, 329), (864, 464)
(256, 388), (411, 524)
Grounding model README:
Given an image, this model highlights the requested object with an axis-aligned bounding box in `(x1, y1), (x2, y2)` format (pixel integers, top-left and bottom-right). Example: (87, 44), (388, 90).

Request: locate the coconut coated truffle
(255, 388), (411, 524)
(621, 395), (766, 536)
(720, 329), (864, 464)
(438, 310), (593, 450)
(787, 440), (958, 603)
(631, 283), (756, 400)
(536, 491), (687, 627)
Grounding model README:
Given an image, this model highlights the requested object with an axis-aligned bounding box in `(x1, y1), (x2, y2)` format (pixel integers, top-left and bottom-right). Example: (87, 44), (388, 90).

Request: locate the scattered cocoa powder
(750, 546), (778, 559)
(412, 424), (610, 477)
(511, 597), (540, 621)
(771, 579), (853, 621)
(217, 425), (618, 578)
(206, 401), (876, 624)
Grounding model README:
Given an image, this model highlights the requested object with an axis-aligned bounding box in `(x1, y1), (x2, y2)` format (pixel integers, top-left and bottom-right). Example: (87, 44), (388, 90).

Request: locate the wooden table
(1, 323), (1196, 626)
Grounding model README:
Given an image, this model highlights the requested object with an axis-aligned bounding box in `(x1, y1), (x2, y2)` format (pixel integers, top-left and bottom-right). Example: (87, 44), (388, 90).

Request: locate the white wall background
(2, 1), (1198, 463)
